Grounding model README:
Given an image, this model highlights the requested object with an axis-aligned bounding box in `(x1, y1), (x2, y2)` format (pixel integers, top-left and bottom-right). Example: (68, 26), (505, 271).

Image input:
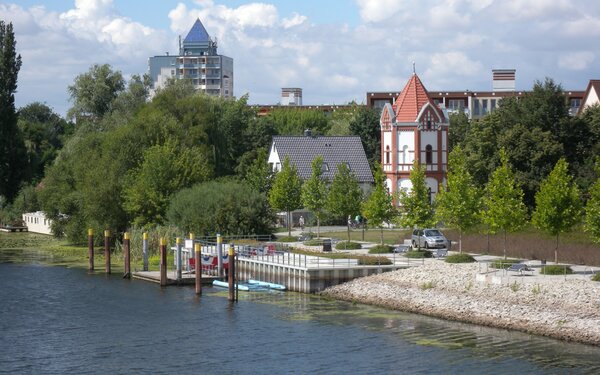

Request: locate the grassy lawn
(319, 228), (411, 245)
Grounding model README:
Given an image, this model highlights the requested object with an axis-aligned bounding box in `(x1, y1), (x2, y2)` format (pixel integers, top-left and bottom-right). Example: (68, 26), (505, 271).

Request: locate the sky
(3, 0), (600, 117)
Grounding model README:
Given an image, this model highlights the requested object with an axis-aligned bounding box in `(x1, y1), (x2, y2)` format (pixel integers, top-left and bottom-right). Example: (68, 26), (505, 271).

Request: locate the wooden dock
(132, 271), (220, 286)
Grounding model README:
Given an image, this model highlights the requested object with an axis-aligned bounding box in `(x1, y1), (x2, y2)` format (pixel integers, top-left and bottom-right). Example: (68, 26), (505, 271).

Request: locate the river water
(1, 262), (599, 374)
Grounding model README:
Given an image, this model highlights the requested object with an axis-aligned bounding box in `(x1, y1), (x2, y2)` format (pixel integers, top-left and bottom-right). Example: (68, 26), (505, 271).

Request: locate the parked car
(411, 229), (449, 249)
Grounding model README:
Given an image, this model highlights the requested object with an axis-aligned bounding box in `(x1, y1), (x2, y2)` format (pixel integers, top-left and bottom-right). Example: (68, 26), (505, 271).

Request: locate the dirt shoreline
(321, 262), (600, 346)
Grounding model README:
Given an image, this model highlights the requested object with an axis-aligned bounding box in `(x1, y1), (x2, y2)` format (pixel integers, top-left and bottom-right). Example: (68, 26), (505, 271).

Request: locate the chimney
(492, 69), (516, 92)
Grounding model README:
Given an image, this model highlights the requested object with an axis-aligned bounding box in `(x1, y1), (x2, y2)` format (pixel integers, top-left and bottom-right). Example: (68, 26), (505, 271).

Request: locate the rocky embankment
(321, 262), (600, 346)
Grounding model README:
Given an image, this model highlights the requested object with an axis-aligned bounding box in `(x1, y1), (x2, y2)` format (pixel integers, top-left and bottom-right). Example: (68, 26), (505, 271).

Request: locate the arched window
(425, 145), (433, 164)
(385, 145), (390, 164)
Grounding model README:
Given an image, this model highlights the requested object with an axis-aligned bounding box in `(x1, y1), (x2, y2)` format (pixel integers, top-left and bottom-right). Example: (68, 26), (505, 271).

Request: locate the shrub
(490, 258), (520, 269)
(405, 250), (432, 258)
(541, 265), (573, 275)
(336, 241), (362, 250)
(277, 236), (298, 243)
(592, 273), (600, 282)
(356, 256), (392, 265)
(167, 180), (274, 236)
(446, 254), (476, 263)
(303, 239), (322, 246)
(368, 245), (393, 254)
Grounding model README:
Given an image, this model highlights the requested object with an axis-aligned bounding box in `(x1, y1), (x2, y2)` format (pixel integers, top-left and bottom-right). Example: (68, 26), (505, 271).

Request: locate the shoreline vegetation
(321, 262), (600, 347)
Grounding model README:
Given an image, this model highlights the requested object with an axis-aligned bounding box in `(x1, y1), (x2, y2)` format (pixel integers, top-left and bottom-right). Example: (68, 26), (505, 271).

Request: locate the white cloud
(355, 0), (405, 23)
(281, 13), (307, 28)
(424, 52), (485, 81)
(558, 52), (595, 71)
(563, 16), (600, 37)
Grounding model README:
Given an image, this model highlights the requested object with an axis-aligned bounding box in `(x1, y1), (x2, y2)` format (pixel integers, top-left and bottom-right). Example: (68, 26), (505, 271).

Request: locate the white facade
(22, 211), (52, 235)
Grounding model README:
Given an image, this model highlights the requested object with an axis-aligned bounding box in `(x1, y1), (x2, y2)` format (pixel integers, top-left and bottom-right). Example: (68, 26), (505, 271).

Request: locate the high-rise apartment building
(148, 19), (233, 98)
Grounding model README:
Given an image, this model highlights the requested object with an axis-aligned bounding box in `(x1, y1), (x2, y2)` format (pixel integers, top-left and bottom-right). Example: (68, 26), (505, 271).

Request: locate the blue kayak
(248, 279), (286, 291)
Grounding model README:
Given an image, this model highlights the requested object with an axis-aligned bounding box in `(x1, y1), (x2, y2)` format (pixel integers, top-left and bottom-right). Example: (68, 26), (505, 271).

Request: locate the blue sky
(3, 0), (600, 116)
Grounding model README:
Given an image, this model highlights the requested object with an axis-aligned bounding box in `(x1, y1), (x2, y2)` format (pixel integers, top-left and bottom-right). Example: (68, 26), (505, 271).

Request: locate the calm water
(1, 262), (599, 374)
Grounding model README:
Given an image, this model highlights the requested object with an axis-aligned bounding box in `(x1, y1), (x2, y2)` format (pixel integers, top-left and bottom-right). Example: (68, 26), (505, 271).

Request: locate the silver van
(412, 229), (449, 249)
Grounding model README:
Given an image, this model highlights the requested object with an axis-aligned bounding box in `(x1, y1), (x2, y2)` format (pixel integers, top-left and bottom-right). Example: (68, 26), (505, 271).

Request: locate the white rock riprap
(321, 262), (600, 346)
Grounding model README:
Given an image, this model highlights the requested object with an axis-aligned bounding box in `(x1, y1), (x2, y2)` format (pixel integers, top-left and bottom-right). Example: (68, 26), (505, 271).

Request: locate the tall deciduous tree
(67, 64), (125, 122)
(585, 159), (600, 244)
(123, 140), (213, 227)
(269, 156), (302, 237)
(435, 146), (481, 252)
(0, 20), (25, 202)
(301, 156), (328, 238)
(481, 149), (527, 259)
(362, 163), (396, 244)
(348, 106), (380, 166)
(532, 159), (582, 263)
(327, 163), (363, 241)
(396, 160), (435, 235)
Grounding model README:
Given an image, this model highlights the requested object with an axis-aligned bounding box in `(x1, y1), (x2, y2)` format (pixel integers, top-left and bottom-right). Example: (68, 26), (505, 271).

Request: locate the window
(473, 99), (480, 115)
(482, 99), (488, 115)
(448, 99), (464, 110)
(385, 146), (391, 164)
(491, 99), (496, 112)
(322, 163), (329, 172)
(571, 98), (581, 108)
(425, 145), (433, 164)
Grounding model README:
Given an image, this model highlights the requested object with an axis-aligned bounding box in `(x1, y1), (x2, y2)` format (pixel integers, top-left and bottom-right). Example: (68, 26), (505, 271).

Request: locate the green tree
(301, 156), (328, 238)
(481, 149), (528, 259)
(327, 162), (363, 241)
(67, 63), (125, 122)
(167, 180), (273, 236)
(435, 146), (481, 252)
(448, 112), (470, 151)
(585, 159), (600, 243)
(237, 148), (274, 194)
(532, 159), (582, 263)
(361, 163), (395, 244)
(18, 102), (73, 183)
(0, 20), (26, 202)
(123, 140), (213, 227)
(348, 106), (380, 166)
(269, 156), (302, 237)
(396, 161), (435, 236)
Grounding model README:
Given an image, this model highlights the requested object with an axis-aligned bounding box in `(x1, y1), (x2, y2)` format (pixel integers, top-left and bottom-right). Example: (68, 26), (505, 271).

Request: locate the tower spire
(412, 61), (416, 75)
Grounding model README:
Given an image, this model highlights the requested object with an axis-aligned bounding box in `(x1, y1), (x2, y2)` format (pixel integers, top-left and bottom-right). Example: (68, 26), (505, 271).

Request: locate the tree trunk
(317, 217), (320, 239)
(555, 234), (559, 264)
(380, 227), (384, 245)
(287, 211), (291, 237)
(503, 230), (507, 260)
(459, 229), (462, 253)
(347, 223), (351, 242)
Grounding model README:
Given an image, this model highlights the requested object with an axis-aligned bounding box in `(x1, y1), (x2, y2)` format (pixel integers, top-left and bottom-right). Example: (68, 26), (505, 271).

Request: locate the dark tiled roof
(272, 135), (374, 183)
(184, 19), (210, 43)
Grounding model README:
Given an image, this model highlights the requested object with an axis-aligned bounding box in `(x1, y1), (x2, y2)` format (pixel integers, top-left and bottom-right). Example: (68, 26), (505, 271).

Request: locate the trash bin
(541, 259), (546, 265)
(322, 239), (332, 252)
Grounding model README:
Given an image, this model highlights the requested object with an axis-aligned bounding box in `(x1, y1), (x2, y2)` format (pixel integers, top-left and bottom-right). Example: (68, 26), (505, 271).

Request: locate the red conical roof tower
(393, 73), (444, 122)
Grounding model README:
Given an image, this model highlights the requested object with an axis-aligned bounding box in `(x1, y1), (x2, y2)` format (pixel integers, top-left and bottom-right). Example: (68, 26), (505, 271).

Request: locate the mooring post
(160, 237), (167, 286)
(88, 228), (94, 271)
(104, 230), (111, 274)
(217, 233), (223, 277)
(123, 232), (131, 279)
(195, 243), (202, 295)
(176, 237), (182, 282)
(188, 233), (195, 272)
(228, 243), (235, 302)
(142, 232), (149, 271)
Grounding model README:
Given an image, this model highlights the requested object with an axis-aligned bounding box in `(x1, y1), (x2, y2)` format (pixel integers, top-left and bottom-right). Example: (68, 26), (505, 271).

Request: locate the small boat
(213, 280), (250, 291)
(248, 279), (286, 291)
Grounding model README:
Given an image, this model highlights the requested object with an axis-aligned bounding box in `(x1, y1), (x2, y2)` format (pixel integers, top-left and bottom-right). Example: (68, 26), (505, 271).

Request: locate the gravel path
(321, 261), (600, 346)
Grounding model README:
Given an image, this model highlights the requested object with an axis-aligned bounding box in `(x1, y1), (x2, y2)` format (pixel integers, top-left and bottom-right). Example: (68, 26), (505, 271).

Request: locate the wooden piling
(88, 228), (94, 271)
(176, 237), (182, 282)
(123, 232), (130, 279)
(160, 237), (167, 286)
(142, 232), (149, 271)
(195, 243), (202, 295)
(228, 243), (236, 302)
(104, 230), (111, 274)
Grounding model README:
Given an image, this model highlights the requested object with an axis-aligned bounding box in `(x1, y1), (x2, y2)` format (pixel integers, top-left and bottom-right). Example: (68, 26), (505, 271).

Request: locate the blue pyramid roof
(183, 19), (210, 43)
